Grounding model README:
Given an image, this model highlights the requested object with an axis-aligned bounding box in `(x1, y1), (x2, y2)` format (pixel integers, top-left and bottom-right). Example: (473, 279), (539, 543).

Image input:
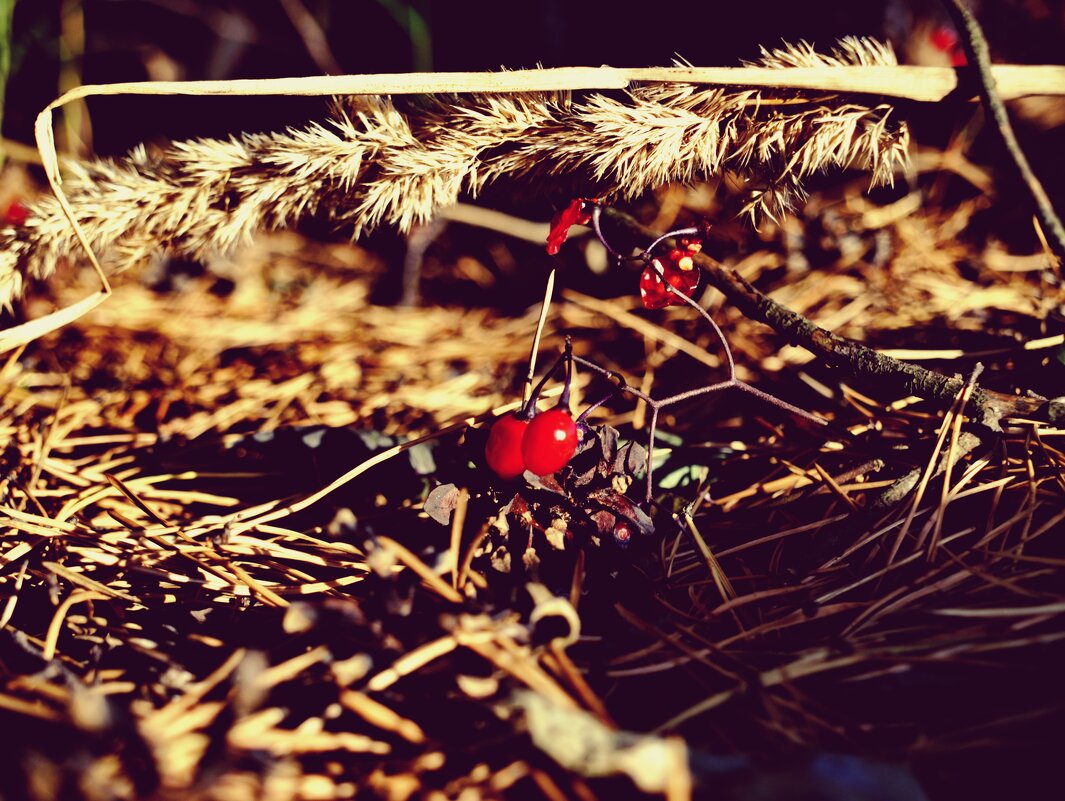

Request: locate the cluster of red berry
(489, 200), (707, 482)
(484, 407), (578, 479)
(545, 198), (705, 311)
(638, 235), (702, 310)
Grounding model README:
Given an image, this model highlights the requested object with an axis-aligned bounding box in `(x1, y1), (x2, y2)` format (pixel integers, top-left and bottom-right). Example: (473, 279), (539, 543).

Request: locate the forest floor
(0, 151), (1063, 800)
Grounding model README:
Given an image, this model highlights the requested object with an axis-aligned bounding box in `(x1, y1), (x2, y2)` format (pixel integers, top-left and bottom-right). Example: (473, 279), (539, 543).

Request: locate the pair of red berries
(484, 408), (579, 479)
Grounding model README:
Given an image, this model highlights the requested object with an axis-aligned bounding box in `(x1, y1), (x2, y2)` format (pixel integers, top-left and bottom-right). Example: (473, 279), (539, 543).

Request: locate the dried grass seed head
(0, 37), (909, 307)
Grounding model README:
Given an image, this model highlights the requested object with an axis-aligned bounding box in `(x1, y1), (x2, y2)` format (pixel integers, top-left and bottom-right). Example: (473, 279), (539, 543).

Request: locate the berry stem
(733, 380), (828, 426)
(645, 405), (661, 506)
(558, 337), (574, 410)
(590, 204), (642, 262)
(655, 380), (735, 407)
(642, 226), (700, 261)
(572, 356), (656, 406)
(575, 386), (620, 423)
(656, 267), (732, 383)
(522, 349), (569, 418)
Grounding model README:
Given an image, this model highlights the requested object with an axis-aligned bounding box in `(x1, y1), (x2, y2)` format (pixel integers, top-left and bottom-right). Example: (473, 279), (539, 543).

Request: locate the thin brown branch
(942, 0), (1065, 264)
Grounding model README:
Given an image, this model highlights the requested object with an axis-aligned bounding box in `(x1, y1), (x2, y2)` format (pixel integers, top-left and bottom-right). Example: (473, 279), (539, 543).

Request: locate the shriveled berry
(522, 408), (579, 476)
(484, 413), (529, 479)
(546, 198), (594, 255)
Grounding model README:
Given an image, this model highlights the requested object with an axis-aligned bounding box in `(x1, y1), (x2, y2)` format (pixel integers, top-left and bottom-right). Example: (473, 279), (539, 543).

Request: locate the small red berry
(3, 200), (28, 226)
(930, 25), (967, 66)
(639, 261), (671, 309)
(521, 408), (579, 476)
(930, 26), (958, 53)
(639, 258), (700, 310)
(484, 413), (530, 479)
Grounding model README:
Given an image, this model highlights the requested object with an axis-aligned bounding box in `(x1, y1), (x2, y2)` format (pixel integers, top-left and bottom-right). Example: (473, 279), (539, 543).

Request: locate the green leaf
(658, 464), (709, 490)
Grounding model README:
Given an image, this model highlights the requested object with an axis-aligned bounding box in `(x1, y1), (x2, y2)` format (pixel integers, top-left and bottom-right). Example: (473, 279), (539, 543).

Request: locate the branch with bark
(598, 207), (1048, 429)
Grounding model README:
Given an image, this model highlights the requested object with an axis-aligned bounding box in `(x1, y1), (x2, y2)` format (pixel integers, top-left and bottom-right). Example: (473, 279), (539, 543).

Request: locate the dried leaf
(424, 483), (460, 525)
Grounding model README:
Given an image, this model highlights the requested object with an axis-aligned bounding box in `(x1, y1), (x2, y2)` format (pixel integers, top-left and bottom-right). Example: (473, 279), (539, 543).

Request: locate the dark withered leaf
(588, 489), (654, 536)
(567, 425), (619, 485)
(525, 471), (566, 496)
(597, 425), (619, 465)
(572, 461), (598, 488)
(567, 430), (600, 474)
(424, 483), (460, 525)
(615, 440), (648, 477)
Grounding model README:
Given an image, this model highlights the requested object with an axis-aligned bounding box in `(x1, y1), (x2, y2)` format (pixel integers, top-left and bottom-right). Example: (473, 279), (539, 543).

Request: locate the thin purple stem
(522, 352), (565, 418)
(646, 405), (660, 505)
(576, 387), (620, 423)
(733, 380), (828, 426)
(559, 337), (574, 410)
(590, 204), (628, 261)
(572, 356), (656, 405)
(660, 275), (737, 382)
(656, 380), (736, 407)
(642, 226), (700, 260)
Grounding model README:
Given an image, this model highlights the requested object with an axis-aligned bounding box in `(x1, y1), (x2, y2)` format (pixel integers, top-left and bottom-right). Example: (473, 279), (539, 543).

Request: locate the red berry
(484, 413), (529, 479)
(930, 26), (958, 53)
(639, 258), (700, 310)
(930, 25), (967, 65)
(521, 408), (579, 476)
(4, 200), (28, 226)
(639, 261), (671, 309)
(678, 236), (702, 253)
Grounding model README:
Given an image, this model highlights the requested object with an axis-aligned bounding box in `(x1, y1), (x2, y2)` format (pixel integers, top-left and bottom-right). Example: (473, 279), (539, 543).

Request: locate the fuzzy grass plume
(0, 37), (909, 308)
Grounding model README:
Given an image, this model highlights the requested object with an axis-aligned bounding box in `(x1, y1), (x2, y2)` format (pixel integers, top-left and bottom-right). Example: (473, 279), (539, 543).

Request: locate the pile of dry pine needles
(1, 37), (1064, 801)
